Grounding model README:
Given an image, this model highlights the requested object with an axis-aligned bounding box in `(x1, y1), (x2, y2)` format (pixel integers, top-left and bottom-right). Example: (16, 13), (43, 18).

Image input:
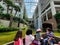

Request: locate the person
(46, 28), (55, 45)
(36, 28), (42, 40)
(58, 41), (60, 45)
(14, 30), (23, 45)
(40, 34), (48, 45)
(25, 29), (34, 45)
(31, 35), (40, 45)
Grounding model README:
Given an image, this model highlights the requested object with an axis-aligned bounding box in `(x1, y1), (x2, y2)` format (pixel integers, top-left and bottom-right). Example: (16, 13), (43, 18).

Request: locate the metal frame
(24, 0), (38, 17)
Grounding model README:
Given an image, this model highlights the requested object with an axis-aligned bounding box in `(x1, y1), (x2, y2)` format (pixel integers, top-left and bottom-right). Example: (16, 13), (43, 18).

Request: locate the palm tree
(0, 5), (4, 13)
(13, 5), (21, 15)
(3, 0), (14, 27)
(23, 6), (28, 22)
(13, 5), (21, 27)
(3, 0), (13, 14)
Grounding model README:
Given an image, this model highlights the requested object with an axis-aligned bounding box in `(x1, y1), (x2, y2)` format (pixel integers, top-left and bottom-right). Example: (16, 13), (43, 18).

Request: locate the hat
(36, 28), (42, 32)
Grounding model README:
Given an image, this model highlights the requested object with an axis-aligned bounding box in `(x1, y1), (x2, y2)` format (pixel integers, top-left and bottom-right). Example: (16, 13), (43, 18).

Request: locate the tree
(13, 5), (21, 15)
(3, 0), (14, 27)
(3, 0), (14, 14)
(0, 5), (4, 13)
(13, 5), (21, 27)
(23, 6), (28, 22)
(54, 13), (60, 24)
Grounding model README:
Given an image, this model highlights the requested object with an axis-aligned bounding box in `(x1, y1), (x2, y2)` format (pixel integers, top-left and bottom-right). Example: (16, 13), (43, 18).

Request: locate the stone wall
(0, 19), (18, 27)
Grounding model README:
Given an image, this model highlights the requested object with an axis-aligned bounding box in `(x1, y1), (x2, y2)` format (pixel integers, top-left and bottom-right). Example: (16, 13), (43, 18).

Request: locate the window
(43, 15), (46, 21)
(47, 10), (52, 19)
(54, 1), (60, 5)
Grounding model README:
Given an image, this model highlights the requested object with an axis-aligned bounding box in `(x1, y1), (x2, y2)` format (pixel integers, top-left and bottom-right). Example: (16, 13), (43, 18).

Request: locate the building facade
(33, 0), (60, 30)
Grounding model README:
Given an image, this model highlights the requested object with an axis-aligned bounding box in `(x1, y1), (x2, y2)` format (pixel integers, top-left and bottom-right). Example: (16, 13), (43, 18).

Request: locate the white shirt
(25, 35), (34, 45)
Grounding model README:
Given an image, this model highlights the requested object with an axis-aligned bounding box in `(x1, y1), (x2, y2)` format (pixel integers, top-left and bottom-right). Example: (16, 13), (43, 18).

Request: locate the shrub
(21, 27), (26, 30)
(54, 13), (60, 19)
(0, 13), (11, 20)
(54, 13), (60, 24)
(57, 24), (60, 29)
(0, 27), (19, 32)
(57, 24), (60, 32)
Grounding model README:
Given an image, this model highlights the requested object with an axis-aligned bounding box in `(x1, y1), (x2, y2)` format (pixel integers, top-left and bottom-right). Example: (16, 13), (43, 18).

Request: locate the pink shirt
(14, 38), (23, 45)
(25, 35), (34, 45)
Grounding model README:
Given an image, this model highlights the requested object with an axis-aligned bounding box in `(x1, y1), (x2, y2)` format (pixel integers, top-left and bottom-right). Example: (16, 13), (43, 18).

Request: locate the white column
(38, 0), (42, 29)
(50, 0), (56, 15)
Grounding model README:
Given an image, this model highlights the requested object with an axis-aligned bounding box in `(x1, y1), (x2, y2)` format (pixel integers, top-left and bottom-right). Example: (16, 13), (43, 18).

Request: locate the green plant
(57, 24), (60, 29)
(54, 13), (60, 24)
(0, 27), (19, 32)
(57, 24), (60, 32)
(54, 13), (60, 19)
(0, 13), (11, 19)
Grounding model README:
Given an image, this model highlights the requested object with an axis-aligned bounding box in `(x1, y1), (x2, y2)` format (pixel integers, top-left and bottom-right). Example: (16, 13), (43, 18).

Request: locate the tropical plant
(55, 13), (60, 19)
(0, 5), (4, 13)
(54, 13), (60, 24)
(13, 5), (21, 27)
(13, 5), (21, 15)
(3, 0), (15, 27)
(23, 7), (28, 22)
(0, 13), (11, 19)
(3, 0), (14, 13)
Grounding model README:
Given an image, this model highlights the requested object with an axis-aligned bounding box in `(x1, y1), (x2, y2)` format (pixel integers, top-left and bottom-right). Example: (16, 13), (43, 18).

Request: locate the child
(30, 35), (40, 45)
(25, 29), (34, 45)
(36, 28), (42, 40)
(14, 30), (23, 45)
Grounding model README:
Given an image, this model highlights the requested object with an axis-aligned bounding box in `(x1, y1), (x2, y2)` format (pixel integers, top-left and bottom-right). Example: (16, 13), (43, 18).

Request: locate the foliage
(0, 27), (19, 32)
(57, 24), (60, 32)
(57, 24), (60, 29)
(13, 5), (21, 12)
(0, 13), (11, 19)
(0, 5), (2, 9)
(54, 13), (60, 22)
(3, 0), (14, 6)
(54, 13), (60, 31)
(54, 13), (60, 23)
(54, 13), (60, 19)
(0, 5), (4, 12)
(13, 16), (20, 21)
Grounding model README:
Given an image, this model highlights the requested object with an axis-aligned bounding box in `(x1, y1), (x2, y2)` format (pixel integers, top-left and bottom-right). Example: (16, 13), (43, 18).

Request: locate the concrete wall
(0, 19), (18, 27)
(0, 19), (10, 27)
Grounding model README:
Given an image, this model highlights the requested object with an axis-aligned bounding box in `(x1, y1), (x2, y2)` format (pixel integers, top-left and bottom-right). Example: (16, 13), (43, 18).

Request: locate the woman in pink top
(14, 30), (23, 45)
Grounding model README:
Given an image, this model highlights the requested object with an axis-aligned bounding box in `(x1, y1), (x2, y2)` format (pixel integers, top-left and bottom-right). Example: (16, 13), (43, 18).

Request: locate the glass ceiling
(24, 0), (39, 18)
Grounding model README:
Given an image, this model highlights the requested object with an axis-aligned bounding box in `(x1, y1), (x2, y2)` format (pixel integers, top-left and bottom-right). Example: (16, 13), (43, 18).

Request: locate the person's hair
(14, 30), (22, 41)
(34, 34), (36, 39)
(46, 28), (52, 32)
(26, 29), (32, 35)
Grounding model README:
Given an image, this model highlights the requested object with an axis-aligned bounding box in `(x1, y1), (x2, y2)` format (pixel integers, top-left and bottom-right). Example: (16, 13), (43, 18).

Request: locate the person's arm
(19, 38), (23, 45)
(30, 35), (34, 41)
